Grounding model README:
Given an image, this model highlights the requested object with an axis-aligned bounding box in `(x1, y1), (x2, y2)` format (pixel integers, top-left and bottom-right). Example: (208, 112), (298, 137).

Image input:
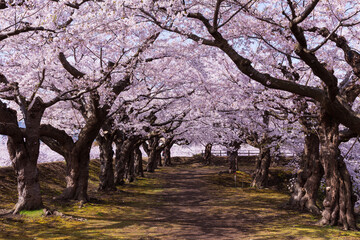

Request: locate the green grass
(19, 209), (44, 218)
(0, 157), (360, 239)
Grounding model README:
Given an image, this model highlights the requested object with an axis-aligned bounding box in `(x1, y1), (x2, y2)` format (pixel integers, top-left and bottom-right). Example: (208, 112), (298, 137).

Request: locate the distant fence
(201, 150), (258, 157)
(200, 150), (295, 157)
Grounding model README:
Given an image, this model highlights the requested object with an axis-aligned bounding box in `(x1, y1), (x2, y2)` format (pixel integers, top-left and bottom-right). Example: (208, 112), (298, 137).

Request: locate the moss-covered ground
(0, 157), (359, 239)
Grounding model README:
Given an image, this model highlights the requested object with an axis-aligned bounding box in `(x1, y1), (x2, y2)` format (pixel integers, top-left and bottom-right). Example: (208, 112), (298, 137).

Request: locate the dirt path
(130, 159), (360, 240)
(1, 158), (360, 240)
(154, 163), (246, 239)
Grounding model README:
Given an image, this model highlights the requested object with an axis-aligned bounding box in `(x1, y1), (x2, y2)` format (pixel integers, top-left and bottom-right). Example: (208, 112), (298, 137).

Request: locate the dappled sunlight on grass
(1, 158), (360, 239)
(202, 167), (360, 240)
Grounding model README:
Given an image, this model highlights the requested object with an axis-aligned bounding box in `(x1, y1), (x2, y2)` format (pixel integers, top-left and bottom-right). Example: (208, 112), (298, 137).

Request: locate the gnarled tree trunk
(163, 137), (174, 166)
(163, 145), (171, 166)
(227, 141), (240, 173)
(317, 110), (357, 230)
(228, 150), (238, 173)
(289, 131), (323, 214)
(134, 145), (144, 177)
(41, 111), (103, 202)
(61, 130), (101, 202)
(147, 148), (158, 172)
(97, 127), (116, 192)
(60, 147), (91, 202)
(204, 143), (212, 165)
(8, 138), (43, 214)
(114, 133), (125, 185)
(124, 146), (135, 182)
(147, 136), (161, 172)
(251, 146), (271, 189)
(0, 100), (44, 214)
(114, 136), (135, 184)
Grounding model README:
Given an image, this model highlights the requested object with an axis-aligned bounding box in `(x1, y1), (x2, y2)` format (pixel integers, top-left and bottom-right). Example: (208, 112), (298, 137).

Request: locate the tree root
(43, 208), (87, 221)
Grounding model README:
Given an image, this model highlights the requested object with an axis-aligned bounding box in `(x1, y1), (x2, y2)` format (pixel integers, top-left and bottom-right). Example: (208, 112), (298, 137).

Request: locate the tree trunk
(317, 110), (357, 230)
(134, 146), (144, 177)
(147, 136), (161, 172)
(56, 146), (90, 202)
(204, 143), (212, 165)
(114, 138), (134, 184)
(0, 99), (44, 213)
(124, 137), (138, 183)
(289, 132), (323, 214)
(251, 146), (271, 189)
(124, 147), (135, 182)
(114, 134), (125, 185)
(97, 130), (116, 192)
(57, 111), (103, 202)
(163, 138), (174, 166)
(163, 145), (171, 166)
(8, 138), (43, 214)
(39, 123), (93, 202)
(147, 148), (158, 173)
(157, 149), (162, 167)
(57, 141), (103, 203)
(228, 150), (238, 173)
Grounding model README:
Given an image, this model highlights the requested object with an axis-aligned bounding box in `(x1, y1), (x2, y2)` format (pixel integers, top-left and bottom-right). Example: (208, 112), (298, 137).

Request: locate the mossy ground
(0, 157), (359, 239)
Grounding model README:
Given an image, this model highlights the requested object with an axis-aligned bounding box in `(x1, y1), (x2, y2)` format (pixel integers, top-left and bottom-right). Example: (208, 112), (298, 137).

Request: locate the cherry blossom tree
(0, 0), (90, 213)
(0, 0), (160, 207)
(137, 0), (360, 229)
(1, 0), (360, 231)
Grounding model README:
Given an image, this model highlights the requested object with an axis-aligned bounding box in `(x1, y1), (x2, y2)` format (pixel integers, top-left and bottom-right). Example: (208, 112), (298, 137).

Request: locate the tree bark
(7, 138), (43, 214)
(114, 132), (125, 185)
(251, 146), (271, 189)
(147, 148), (158, 172)
(163, 145), (171, 166)
(0, 100), (44, 213)
(227, 141), (240, 173)
(60, 148), (91, 202)
(147, 136), (161, 172)
(289, 132), (323, 214)
(134, 145), (144, 177)
(228, 150), (238, 173)
(204, 143), (212, 165)
(317, 110), (357, 230)
(114, 136), (135, 184)
(96, 127), (116, 192)
(163, 137), (174, 166)
(124, 146), (135, 183)
(60, 123), (102, 202)
(41, 107), (104, 202)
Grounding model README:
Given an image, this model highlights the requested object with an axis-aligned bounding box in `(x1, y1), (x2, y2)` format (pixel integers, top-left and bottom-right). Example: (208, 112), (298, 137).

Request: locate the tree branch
(40, 124), (74, 156)
(293, 0), (320, 24)
(0, 26), (55, 42)
(58, 52), (85, 78)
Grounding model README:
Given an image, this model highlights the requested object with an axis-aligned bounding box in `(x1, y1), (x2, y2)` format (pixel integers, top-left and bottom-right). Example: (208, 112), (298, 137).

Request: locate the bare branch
(293, 0), (320, 24)
(218, 0), (254, 29)
(213, 0), (223, 30)
(40, 124), (74, 156)
(58, 52), (85, 79)
(287, 0), (296, 19)
(0, 26), (55, 42)
(29, 68), (46, 104)
(65, 0), (91, 9)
